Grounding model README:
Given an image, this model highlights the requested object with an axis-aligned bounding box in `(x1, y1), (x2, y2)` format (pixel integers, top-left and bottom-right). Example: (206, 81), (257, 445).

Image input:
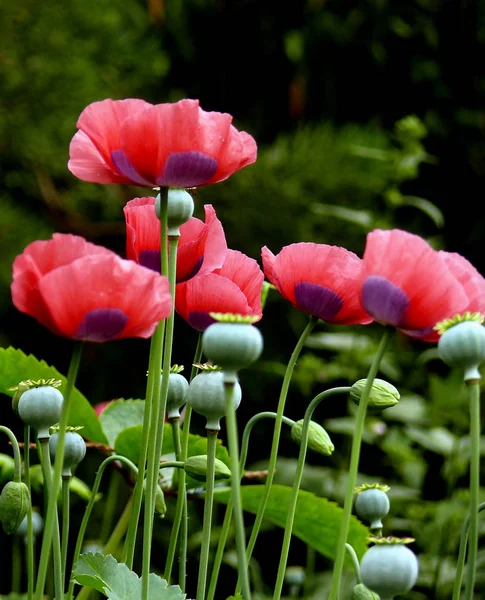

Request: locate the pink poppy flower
(440, 251), (485, 315)
(176, 249), (263, 331)
(124, 198), (227, 281)
(360, 229), (469, 341)
(68, 98), (257, 188)
(11, 234), (172, 342)
(261, 242), (372, 325)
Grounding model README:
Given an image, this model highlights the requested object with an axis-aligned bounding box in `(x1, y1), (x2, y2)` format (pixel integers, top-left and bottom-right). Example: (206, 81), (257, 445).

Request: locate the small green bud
(184, 455), (231, 482)
(142, 480), (166, 518)
(291, 420), (334, 456)
(0, 481), (30, 534)
(351, 583), (380, 599)
(350, 379), (400, 414)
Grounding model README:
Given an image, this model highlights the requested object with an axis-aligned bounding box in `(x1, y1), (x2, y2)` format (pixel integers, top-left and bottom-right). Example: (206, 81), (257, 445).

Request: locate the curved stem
(196, 431), (218, 600)
(62, 476), (70, 591)
(464, 378), (481, 600)
(345, 543), (362, 583)
(207, 412), (295, 600)
(329, 328), (391, 600)
(244, 317), (318, 564)
(0, 426), (23, 482)
(67, 455), (138, 600)
(273, 387), (351, 599)
(453, 501), (485, 600)
(34, 341), (84, 600)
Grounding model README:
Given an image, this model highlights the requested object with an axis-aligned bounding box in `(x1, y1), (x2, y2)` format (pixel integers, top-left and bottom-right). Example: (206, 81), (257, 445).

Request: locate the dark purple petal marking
(188, 311), (216, 332)
(139, 250), (161, 273)
(177, 255), (204, 283)
(400, 326), (435, 340)
(111, 150), (154, 186)
(75, 308), (129, 342)
(294, 282), (343, 321)
(362, 275), (409, 326)
(156, 152), (218, 187)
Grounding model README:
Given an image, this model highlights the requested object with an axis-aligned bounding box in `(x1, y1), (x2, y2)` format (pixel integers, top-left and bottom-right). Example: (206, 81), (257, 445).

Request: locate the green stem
(273, 387), (350, 599)
(103, 495), (134, 557)
(141, 229), (177, 600)
(100, 468), (121, 544)
(62, 476), (70, 592)
(453, 502), (485, 600)
(0, 426), (23, 481)
(345, 543), (362, 583)
(207, 412), (295, 600)
(34, 341), (83, 600)
(38, 438), (63, 600)
(464, 378), (481, 600)
(224, 376), (251, 600)
(24, 425), (35, 600)
(67, 455), (138, 600)
(303, 545), (316, 597)
(329, 328), (391, 600)
(12, 534), (21, 592)
(196, 431), (218, 600)
(244, 317), (318, 564)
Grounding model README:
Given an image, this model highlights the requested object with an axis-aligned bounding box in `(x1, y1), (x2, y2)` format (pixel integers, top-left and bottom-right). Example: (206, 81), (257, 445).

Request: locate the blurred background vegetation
(1, 0), (485, 598)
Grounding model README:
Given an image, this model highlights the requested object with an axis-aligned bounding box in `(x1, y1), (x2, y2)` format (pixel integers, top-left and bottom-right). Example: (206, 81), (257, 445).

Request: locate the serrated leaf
(214, 484), (369, 563)
(0, 347), (107, 444)
(99, 399), (146, 447)
(72, 552), (186, 600)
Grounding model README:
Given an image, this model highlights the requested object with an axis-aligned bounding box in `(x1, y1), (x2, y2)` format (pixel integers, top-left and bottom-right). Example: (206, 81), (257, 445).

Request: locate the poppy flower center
(75, 308), (129, 342)
(362, 276), (409, 326)
(156, 152), (218, 187)
(188, 310), (217, 332)
(111, 150), (154, 186)
(139, 250), (161, 272)
(177, 255), (204, 283)
(294, 282), (343, 321)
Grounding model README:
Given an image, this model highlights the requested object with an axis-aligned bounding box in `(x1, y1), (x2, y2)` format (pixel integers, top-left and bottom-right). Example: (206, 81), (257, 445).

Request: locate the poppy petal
(68, 131), (129, 184)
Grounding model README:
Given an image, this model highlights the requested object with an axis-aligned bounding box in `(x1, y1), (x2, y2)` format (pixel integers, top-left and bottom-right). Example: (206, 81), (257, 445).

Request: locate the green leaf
(214, 484), (369, 562)
(0, 347), (107, 444)
(99, 399), (146, 448)
(72, 552), (186, 600)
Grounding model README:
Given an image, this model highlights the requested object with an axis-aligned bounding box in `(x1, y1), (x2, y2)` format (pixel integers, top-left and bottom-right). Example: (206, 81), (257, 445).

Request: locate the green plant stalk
(196, 431), (218, 600)
(303, 545), (316, 597)
(273, 386), (351, 599)
(100, 469), (121, 544)
(12, 534), (21, 592)
(62, 476), (70, 591)
(329, 328), (390, 600)
(224, 376), (251, 600)
(207, 412), (295, 600)
(464, 379), (481, 600)
(0, 426), (23, 481)
(164, 333), (203, 588)
(163, 417), (184, 585)
(38, 438), (63, 600)
(141, 231), (178, 600)
(244, 316), (317, 564)
(67, 455), (138, 600)
(24, 424), (35, 600)
(453, 502), (485, 600)
(345, 543), (362, 583)
(34, 340), (83, 600)
(125, 188), (169, 571)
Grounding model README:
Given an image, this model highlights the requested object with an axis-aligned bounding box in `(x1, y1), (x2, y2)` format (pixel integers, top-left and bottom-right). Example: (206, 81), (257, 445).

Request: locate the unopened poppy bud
(184, 455), (231, 482)
(0, 481), (30, 534)
(351, 583), (380, 599)
(350, 379), (400, 414)
(291, 420), (334, 456)
(142, 480), (166, 518)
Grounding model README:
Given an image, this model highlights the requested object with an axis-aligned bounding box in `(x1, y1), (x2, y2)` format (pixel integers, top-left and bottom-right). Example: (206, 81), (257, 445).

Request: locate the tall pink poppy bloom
(440, 251), (485, 315)
(68, 98), (257, 188)
(261, 243), (372, 325)
(176, 249), (263, 331)
(124, 198), (227, 281)
(360, 229), (469, 341)
(12, 234), (172, 342)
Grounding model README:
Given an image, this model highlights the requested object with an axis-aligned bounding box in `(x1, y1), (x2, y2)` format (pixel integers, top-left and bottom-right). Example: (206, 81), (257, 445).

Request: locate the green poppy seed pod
(142, 480), (167, 518)
(16, 510), (44, 539)
(360, 542), (418, 599)
(355, 488), (390, 530)
(184, 455), (231, 482)
(438, 321), (485, 381)
(202, 322), (263, 378)
(0, 481), (30, 534)
(187, 370), (242, 430)
(350, 379), (400, 414)
(156, 189), (194, 234)
(351, 583), (380, 599)
(166, 372), (189, 419)
(17, 386), (64, 439)
(49, 431), (87, 477)
(291, 420), (334, 456)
